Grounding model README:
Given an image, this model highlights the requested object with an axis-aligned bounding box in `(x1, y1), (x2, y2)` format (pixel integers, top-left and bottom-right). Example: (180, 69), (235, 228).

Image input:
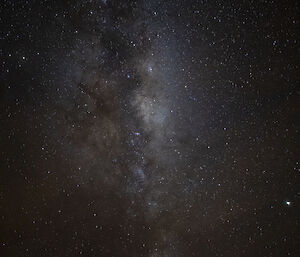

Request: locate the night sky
(0, 0), (299, 256)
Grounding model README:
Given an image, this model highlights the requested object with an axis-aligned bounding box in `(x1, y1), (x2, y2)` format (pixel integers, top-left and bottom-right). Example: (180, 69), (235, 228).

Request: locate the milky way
(0, 1), (299, 256)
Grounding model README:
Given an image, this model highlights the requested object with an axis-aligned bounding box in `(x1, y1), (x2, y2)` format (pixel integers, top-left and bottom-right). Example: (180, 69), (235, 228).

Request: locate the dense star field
(0, 0), (299, 256)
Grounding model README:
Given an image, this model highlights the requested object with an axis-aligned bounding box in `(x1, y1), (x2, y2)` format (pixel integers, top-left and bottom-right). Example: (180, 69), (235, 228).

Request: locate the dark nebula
(0, 1), (299, 256)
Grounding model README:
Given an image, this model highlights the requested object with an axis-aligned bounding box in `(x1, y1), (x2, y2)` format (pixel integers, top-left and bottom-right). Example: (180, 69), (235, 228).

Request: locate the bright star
(285, 201), (292, 206)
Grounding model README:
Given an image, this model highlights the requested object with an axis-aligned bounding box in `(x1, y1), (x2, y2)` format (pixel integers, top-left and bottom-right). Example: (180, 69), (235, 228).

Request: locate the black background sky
(0, 0), (299, 256)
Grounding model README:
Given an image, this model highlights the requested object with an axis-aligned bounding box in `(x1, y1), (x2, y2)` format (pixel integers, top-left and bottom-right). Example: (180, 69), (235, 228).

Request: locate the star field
(0, 0), (299, 256)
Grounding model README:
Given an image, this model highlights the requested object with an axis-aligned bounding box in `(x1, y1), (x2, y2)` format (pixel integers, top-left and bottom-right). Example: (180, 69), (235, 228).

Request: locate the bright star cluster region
(0, 1), (299, 256)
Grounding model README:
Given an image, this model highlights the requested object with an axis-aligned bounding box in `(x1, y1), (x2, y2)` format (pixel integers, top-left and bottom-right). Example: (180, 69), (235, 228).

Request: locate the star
(285, 201), (292, 206)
